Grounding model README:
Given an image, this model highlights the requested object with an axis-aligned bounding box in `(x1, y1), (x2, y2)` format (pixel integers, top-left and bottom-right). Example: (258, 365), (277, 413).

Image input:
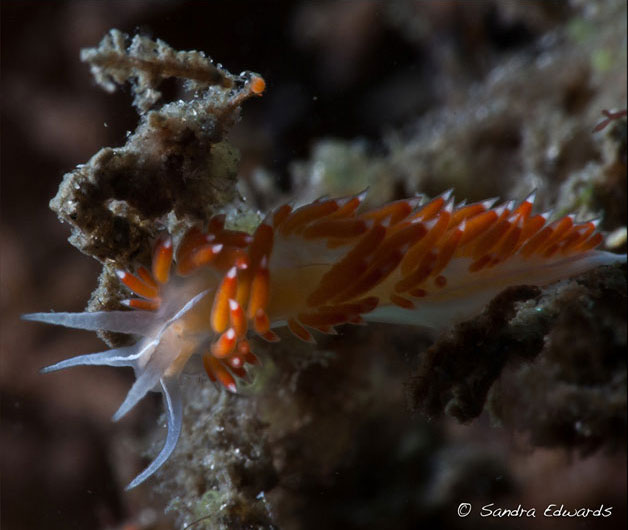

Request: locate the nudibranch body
(24, 190), (625, 488)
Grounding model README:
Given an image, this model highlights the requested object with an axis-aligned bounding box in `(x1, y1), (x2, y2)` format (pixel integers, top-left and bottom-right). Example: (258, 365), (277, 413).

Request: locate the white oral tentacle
(22, 310), (157, 335)
(40, 345), (144, 373)
(125, 376), (183, 490)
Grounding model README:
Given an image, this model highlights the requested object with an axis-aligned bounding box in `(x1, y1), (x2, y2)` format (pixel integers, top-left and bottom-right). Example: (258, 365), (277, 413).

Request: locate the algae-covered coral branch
(50, 30), (263, 322)
(82, 28), (245, 111)
(406, 264), (627, 453)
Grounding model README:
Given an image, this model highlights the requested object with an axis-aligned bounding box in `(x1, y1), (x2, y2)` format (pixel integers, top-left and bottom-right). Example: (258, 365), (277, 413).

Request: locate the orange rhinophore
(24, 190), (625, 489)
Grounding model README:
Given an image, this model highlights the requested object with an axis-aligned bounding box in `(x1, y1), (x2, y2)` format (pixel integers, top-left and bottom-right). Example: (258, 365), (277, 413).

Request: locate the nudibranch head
(23, 189), (626, 488)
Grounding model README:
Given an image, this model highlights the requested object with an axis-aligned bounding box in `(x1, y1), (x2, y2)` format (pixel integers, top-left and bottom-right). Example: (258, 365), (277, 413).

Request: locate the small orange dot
(435, 275), (447, 287)
(250, 75), (266, 95)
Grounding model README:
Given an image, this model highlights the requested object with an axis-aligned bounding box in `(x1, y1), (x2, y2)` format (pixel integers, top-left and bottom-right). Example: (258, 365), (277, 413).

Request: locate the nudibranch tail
(24, 189), (625, 488)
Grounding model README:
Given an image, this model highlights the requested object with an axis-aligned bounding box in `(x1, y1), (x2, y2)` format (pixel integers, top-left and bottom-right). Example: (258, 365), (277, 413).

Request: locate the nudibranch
(24, 190), (625, 488)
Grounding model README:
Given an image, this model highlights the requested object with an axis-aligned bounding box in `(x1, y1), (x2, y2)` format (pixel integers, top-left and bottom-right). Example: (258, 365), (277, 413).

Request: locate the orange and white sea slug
(23, 190), (626, 488)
